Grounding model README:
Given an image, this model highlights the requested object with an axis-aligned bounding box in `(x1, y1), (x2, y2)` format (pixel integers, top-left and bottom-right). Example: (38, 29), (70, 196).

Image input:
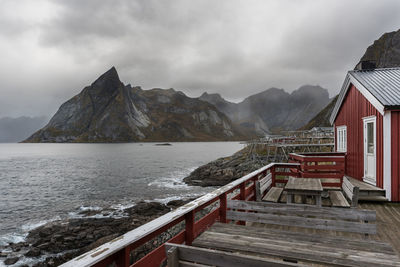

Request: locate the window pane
(343, 129), (346, 151)
(367, 122), (374, 154)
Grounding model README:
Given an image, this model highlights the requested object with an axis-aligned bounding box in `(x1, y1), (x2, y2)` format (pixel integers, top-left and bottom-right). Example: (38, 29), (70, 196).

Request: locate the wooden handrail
(61, 162), (300, 267)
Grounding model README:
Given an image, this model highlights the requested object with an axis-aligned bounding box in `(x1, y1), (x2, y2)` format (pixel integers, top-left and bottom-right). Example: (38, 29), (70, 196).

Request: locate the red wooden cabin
(330, 67), (400, 201)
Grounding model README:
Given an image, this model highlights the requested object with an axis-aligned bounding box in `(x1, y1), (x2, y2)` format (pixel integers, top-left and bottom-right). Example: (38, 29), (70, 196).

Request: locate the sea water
(0, 142), (243, 245)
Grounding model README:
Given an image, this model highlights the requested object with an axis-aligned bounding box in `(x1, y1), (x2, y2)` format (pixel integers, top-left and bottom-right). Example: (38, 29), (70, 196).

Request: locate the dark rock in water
(155, 143), (172, 146)
(4, 257), (19, 265)
(25, 247), (41, 257)
(167, 199), (186, 208)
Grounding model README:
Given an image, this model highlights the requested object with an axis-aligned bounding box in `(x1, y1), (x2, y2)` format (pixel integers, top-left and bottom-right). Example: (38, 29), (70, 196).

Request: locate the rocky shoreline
(0, 200), (191, 267)
(1, 147), (264, 267)
(183, 147), (268, 187)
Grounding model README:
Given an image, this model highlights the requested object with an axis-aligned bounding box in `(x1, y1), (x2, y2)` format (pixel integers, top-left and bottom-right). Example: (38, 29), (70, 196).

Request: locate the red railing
(289, 152), (346, 187)
(61, 163), (299, 267)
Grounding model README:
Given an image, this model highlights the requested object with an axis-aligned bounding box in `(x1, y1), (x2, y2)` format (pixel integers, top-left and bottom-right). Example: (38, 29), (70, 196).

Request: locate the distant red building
(330, 68), (400, 201)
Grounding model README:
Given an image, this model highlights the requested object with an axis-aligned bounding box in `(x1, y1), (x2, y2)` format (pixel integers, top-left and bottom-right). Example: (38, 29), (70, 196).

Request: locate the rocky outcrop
(356, 28), (400, 69)
(199, 85), (331, 135)
(184, 148), (268, 187)
(23, 67), (248, 143)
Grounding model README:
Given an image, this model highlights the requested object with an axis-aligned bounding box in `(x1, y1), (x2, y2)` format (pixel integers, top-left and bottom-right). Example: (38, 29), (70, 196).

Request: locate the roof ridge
(350, 67), (400, 73)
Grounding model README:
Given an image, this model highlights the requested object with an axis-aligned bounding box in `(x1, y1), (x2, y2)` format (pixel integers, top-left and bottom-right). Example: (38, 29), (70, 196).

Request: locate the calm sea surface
(0, 142), (243, 245)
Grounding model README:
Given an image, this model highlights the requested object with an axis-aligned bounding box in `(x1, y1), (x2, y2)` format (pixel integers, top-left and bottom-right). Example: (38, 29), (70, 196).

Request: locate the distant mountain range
(0, 116), (47, 142)
(200, 85), (331, 135)
(23, 67), (249, 142)
(20, 28), (400, 143)
(23, 67), (331, 143)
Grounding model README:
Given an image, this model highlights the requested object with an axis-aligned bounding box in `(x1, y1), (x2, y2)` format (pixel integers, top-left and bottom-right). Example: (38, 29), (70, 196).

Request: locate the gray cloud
(1, 0), (400, 117)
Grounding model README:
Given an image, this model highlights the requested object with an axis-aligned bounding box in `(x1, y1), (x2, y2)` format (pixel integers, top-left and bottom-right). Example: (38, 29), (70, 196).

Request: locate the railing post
(185, 210), (195, 246)
(240, 183), (246, 200)
(238, 183), (246, 225)
(115, 246), (130, 267)
(219, 193), (227, 223)
(271, 166), (276, 186)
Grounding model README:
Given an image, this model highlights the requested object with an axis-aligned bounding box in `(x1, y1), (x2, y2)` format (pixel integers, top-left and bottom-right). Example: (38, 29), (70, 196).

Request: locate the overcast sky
(1, 0), (400, 117)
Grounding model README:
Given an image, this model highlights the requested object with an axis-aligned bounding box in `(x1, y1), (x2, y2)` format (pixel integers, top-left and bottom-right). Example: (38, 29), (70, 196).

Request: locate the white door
(363, 117), (376, 185)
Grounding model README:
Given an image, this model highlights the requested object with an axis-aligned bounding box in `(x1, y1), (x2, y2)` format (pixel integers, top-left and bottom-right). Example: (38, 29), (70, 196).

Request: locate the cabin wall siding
(334, 84), (383, 188)
(391, 111), (400, 201)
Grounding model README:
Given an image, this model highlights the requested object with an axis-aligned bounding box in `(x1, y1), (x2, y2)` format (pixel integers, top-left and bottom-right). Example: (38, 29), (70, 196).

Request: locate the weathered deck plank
(208, 223), (394, 254)
(329, 191), (350, 207)
(193, 228), (400, 267)
(262, 187), (283, 202)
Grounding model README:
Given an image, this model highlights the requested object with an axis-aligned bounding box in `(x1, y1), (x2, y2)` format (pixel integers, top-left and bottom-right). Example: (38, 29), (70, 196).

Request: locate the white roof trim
(330, 72), (385, 124)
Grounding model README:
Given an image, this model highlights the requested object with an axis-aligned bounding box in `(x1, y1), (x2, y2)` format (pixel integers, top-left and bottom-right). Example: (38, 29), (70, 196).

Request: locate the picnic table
(285, 177), (323, 207)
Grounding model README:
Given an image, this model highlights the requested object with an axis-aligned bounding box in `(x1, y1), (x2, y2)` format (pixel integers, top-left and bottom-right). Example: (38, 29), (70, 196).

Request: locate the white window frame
(336, 125), (347, 152)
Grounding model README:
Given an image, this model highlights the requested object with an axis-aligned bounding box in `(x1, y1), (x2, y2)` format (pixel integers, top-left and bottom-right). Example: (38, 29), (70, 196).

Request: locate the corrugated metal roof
(349, 67), (400, 108)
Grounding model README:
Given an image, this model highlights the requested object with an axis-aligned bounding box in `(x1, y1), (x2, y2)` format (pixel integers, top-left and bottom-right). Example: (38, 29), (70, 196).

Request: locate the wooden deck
(244, 202), (400, 254)
(192, 202), (400, 266)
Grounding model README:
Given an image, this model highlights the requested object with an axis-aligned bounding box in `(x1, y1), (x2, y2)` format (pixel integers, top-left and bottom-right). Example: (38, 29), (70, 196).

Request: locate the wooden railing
(289, 152), (346, 188)
(60, 162), (299, 267)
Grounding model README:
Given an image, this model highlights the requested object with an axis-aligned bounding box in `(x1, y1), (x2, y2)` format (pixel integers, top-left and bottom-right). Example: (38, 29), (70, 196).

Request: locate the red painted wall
(391, 111), (400, 201)
(334, 84), (383, 187)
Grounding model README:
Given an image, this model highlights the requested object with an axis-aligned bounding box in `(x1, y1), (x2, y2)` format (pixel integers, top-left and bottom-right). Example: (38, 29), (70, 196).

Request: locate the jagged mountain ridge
(200, 85), (331, 134)
(24, 67), (248, 142)
(357, 28), (400, 69)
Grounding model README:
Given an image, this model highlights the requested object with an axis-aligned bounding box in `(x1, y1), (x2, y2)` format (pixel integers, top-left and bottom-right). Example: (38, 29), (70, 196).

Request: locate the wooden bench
(329, 176), (359, 208)
(227, 200), (376, 235)
(255, 172), (283, 202)
(165, 242), (302, 267)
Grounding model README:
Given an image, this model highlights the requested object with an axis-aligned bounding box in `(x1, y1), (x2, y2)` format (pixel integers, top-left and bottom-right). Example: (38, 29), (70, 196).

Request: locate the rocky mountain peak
(291, 85), (329, 99)
(356, 28), (400, 69)
(199, 92), (230, 104)
(90, 66), (122, 94)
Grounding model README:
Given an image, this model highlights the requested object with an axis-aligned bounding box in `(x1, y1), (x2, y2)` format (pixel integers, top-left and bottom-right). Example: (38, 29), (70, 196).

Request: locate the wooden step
(262, 187), (283, 203)
(329, 191), (350, 208)
(358, 196), (388, 202)
(359, 190), (386, 197)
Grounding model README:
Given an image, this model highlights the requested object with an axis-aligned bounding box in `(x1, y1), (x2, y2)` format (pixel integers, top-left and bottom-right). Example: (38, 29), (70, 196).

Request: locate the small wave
(0, 216), (62, 247)
(21, 216), (62, 232)
(110, 203), (136, 211)
(147, 167), (196, 189)
(0, 249), (79, 267)
(146, 192), (205, 205)
(68, 205), (129, 219)
(77, 206), (102, 212)
(0, 232), (27, 247)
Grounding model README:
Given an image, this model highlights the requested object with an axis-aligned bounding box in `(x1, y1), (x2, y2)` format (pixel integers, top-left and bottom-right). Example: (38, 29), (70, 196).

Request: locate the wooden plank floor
(360, 202), (400, 255)
(193, 222), (400, 267)
(247, 202), (400, 254)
